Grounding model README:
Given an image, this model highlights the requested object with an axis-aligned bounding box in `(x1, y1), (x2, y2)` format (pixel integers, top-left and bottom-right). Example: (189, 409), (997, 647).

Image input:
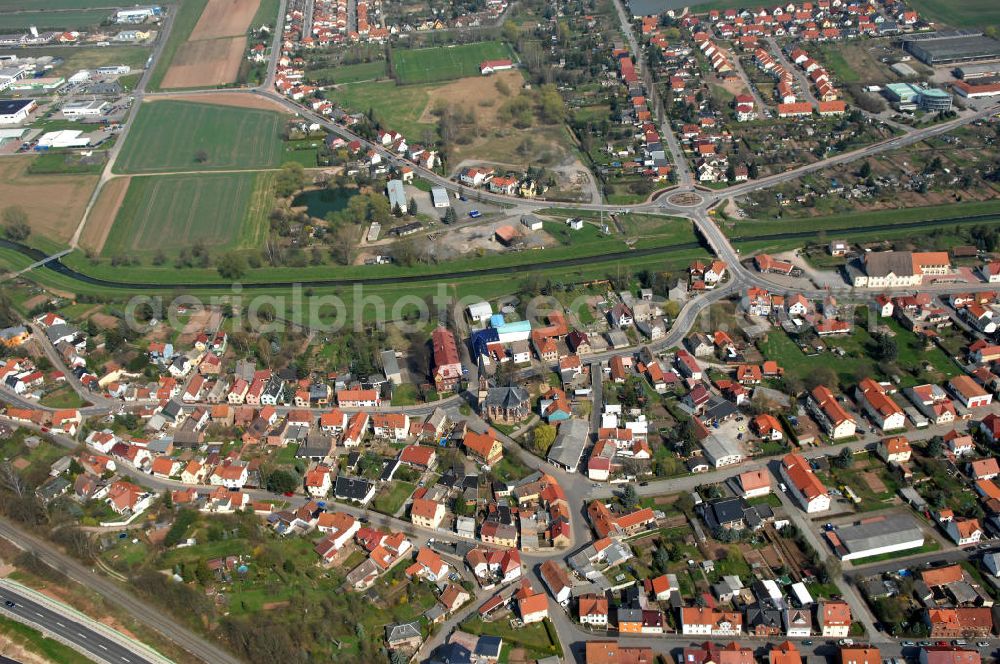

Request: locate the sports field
(392, 41), (514, 85)
(114, 100), (286, 174)
(102, 172), (272, 256)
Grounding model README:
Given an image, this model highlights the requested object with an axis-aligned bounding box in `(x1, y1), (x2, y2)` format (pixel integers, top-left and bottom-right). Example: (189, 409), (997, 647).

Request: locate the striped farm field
(113, 100), (287, 174)
(101, 172), (273, 256)
(391, 41), (514, 85)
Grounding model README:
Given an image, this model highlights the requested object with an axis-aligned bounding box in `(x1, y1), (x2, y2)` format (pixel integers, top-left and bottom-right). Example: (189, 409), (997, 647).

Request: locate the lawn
(390, 384), (420, 406)
(758, 328), (880, 389)
(906, 0), (1000, 27)
(146, 0), (208, 90)
(275, 443), (300, 465)
(460, 617), (562, 659)
(0, 614), (92, 664)
(114, 101), (287, 174)
(101, 171), (271, 257)
(307, 60), (386, 84)
(28, 152), (104, 175)
(0, 8), (110, 29)
(333, 80), (435, 139)
(392, 41), (514, 85)
(39, 385), (86, 408)
(371, 481), (415, 515)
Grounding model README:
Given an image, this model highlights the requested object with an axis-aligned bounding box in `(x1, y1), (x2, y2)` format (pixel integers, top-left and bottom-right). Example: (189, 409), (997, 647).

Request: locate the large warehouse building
(903, 31), (1000, 65)
(0, 98), (35, 125)
(826, 514), (925, 561)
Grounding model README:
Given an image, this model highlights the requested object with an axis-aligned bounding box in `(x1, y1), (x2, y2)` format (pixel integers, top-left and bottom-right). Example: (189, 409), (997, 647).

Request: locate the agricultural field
(146, 0), (208, 90)
(0, 8), (110, 30)
(114, 100), (287, 174)
(0, 157), (97, 250)
(392, 41), (514, 85)
(101, 171), (272, 257)
(906, 0), (1000, 28)
(159, 0), (261, 88)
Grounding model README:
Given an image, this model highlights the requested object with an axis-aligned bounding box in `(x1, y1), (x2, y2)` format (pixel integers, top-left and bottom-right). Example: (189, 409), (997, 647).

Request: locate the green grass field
(114, 101), (287, 174)
(146, 0), (208, 91)
(0, 8), (110, 29)
(392, 41), (514, 85)
(307, 60), (386, 84)
(333, 80), (435, 138)
(0, 0), (114, 8)
(906, 0), (1000, 27)
(102, 172), (272, 256)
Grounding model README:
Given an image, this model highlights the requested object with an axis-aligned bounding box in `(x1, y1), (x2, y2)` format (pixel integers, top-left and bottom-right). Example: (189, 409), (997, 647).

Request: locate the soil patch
(0, 157), (97, 245)
(861, 470), (887, 494)
(161, 36), (245, 88)
(189, 0), (260, 40)
(89, 312), (120, 330)
(417, 69), (523, 128)
(81, 176), (130, 253)
(22, 295), (48, 311)
(148, 91), (290, 112)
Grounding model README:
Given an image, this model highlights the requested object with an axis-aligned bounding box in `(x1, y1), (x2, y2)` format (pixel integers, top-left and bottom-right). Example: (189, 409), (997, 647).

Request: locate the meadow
(0, 0), (114, 8)
(392, 41), (514, 85)
(306, 60), (386, 84)
(0, 8), (110, 29)
(113, 100), (286, 174)
(332, 80), (435, 138)
(101, 172), (272, 256)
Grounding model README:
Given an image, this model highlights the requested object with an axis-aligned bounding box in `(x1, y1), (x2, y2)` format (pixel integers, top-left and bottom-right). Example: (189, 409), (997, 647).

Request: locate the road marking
(100, 644), (108, 650)
(56, 621), (64, 627)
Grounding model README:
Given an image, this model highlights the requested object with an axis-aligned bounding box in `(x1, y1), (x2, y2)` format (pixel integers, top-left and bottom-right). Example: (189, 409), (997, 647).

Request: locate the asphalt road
(0, 581), (159, 664)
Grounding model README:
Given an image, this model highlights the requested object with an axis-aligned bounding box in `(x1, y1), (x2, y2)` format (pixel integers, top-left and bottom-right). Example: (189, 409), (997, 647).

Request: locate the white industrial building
(114, 6), (161, 23)
(96, 65), (131, 75)
(36, 129), (91, 148)
(0, 98), (35, 125)
(61, 99), (108, 119)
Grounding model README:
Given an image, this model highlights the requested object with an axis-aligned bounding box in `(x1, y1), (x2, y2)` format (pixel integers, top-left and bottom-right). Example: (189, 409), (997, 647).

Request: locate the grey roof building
(831, 513), (925, 561)
(546, 418), (588, 473)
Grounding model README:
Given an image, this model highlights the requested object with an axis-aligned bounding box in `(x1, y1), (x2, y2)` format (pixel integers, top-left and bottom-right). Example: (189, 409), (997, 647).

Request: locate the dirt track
(189, 0), (261, 40)
(161, 36), (245, 88)
(417, 69), (523, 127)
(80, 176), (130, 253)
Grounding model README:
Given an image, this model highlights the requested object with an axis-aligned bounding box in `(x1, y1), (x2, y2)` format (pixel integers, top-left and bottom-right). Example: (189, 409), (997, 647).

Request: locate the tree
(859, 161), (872, 178)
(274, 162), (308, 198)
(833, 447), (854, 469)
(443, 206), (457, 224)
(194, 149), (208, 163)
(407, 197), (417, 216)
(926, 436), (944, 457)
(531, 424), (557, 456)
(621, 483), (639, 511)
(3, 206), (30, 242)
(873, 333), (898, 362)
(216, 252), (248, 280)
(264, 469), (300, 494)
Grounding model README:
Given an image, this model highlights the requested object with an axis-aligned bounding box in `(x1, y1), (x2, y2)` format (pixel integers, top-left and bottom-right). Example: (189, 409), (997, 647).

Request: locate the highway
(0, 579), (167, 664)
(0, 517), (245, 664)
